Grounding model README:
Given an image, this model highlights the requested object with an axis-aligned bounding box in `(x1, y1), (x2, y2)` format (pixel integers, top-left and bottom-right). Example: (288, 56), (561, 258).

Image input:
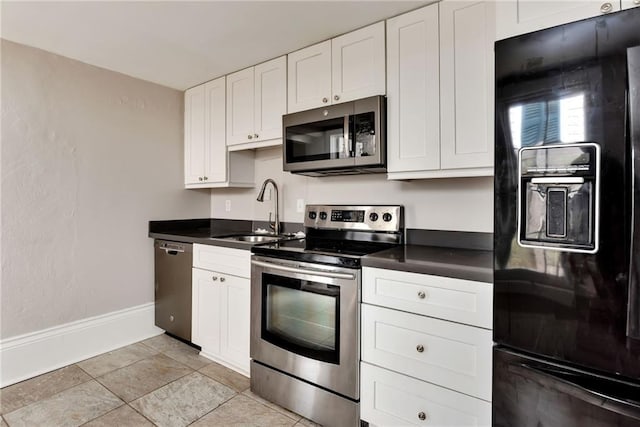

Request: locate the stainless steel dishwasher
(154, 240), (193, 342)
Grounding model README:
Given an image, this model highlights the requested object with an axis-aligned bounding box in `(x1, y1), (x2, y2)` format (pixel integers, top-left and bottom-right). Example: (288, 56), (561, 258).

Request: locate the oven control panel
(304, 205), (403, 232)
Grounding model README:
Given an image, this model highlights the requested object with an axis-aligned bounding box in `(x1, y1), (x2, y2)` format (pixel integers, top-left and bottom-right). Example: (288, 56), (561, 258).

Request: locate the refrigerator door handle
(517, 363), (640, 420)
(627, 45), (640, 340)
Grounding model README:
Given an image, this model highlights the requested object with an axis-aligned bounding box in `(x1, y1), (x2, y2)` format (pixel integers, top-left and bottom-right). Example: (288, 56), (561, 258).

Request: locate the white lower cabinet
(360, 267), (493, 426)
(361, 362), (491, 427)
(192, 244), (250, 376)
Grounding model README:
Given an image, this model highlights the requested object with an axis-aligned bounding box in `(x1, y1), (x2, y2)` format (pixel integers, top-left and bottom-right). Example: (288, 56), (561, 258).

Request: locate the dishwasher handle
(251, 259), (356, 280)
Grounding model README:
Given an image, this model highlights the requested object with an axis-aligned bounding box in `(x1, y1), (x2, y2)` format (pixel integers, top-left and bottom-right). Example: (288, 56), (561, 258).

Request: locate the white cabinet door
(622, 0), (640, 8)
(361, 362), (491, 427)
(220, 274), (250, 375)
(496, 0), (621, 40)
(226, 67), (255, 146)
(287, 40), (331, 113)
(331, 21), (386, 104)
(184, 85), (206, 185)
(386, 4), (441, 174)
(192, 267), (221, 353)
(204, 77), (227, 183)
(440, 0), (494, 171)
(254, 56), (287, 142)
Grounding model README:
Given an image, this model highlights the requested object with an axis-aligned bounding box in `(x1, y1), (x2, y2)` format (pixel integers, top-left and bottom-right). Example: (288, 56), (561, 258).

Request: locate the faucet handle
(268, 212), (275, 231)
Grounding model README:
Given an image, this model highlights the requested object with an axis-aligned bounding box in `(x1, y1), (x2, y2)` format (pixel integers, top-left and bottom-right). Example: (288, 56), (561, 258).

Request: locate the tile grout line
(241, 390), (303, 423)
(125, 403), (160, 427)
(184, 390), (239, 426)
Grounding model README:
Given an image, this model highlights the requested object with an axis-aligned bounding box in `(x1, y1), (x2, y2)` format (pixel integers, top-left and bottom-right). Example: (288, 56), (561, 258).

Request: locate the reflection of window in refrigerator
(508, 93), (585, 148)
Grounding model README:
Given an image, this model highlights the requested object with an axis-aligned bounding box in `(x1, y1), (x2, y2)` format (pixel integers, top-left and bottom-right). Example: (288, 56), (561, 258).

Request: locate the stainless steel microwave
(282, 95), (386, 176)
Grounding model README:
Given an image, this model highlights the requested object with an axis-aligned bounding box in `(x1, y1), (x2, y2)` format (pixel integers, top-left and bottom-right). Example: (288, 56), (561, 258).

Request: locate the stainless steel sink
(209, 233), (298, 244)
(230, 235), (282, 243)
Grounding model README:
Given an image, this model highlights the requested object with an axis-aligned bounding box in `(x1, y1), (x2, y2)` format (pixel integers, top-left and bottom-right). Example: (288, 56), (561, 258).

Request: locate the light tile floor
(0, 334), (320, 427)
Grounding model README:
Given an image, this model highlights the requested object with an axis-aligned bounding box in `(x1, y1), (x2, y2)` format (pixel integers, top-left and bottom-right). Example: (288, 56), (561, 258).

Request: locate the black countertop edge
(148, 219), (304, 250)
(362, 245), (493, 283)
(406, 229), (493, 251)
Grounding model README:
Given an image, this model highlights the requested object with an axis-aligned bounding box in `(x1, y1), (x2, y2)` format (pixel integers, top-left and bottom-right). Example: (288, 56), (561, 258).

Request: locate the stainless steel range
(250, 205), (403, 427)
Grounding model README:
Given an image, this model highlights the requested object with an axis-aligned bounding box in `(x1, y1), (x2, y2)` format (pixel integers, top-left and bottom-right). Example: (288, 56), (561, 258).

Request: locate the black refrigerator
(494, 7), (640, 426)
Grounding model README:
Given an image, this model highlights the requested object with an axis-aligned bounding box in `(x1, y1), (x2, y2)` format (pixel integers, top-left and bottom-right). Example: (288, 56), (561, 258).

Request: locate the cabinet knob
(600, 2), (613, 13)
(634, 0), (640, 5)
(416, 344), (425, 353)
(254, 134), (259, 139)
(418, 411), (428, 421)
(334, 95), (340, 101)
(322, 97), (328, 103)
(169, 315), (175, 322)
(247, 134), (253, 140)
(203, 176), (208, 181)
(418, 291), (426, 299)
(198, 177), (203, 181)
(220, 277), (226, 283)
(212, 276), (218, 281)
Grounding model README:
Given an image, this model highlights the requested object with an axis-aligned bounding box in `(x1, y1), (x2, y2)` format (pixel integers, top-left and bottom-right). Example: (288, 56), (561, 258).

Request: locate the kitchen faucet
(256, 178), (279, 235)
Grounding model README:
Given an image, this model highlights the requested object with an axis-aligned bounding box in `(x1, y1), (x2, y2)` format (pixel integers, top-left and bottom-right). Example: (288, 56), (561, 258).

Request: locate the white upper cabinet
(287, 40), (332, 113)
(331, 21), (386, 105)
(184, 77), (254, 189)
(387, 1), (494, 180)
(287, 22), (386, 113)
(254, 57), (288, 142)
(184, 84), (207, 185)
(386, 4), (441, 173)
(622, 0), (640, 8)
(440, 0), (494, 171)
(496, 0), (622, 40)
(226, 56), (286, 149)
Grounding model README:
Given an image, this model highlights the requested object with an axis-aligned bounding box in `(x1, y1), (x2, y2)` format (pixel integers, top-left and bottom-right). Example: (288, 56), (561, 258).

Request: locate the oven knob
(383, 213), (393, 222)
(319, 211), (327, 220)
(309, 211), (317, 220)
(369, 213), (379, 222)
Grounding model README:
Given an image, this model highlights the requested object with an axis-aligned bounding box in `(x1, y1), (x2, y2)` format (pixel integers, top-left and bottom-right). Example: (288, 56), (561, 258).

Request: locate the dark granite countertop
(149, 220), (494, 281)
(362, 244), (493, 283)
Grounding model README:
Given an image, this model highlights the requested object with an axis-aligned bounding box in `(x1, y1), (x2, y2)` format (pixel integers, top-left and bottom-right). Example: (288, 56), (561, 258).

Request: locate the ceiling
(1, 1), (430, 90)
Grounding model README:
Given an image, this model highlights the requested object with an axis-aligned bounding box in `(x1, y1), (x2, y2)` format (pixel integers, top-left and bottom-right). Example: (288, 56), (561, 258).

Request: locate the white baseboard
(0, 302), (164, 387)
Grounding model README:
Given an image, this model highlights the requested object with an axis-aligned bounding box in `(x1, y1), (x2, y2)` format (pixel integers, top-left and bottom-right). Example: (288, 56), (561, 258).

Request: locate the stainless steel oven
(249, 205), (403, 427)
(251, 256), (360, 394)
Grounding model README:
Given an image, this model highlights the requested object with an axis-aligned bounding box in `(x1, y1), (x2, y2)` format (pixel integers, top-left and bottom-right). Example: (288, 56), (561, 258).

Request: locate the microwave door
(283, 102), (355, 173)
(627, 45), (640, 340)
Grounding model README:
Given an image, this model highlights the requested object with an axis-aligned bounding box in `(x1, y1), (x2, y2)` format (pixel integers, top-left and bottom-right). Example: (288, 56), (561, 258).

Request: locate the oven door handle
(251, 260), (356, 280)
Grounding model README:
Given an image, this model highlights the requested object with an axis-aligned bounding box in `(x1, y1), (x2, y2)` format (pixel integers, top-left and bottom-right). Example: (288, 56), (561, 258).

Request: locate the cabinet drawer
(363, 267), (492, 329)
(361, 304), (492, 401)
(193, 244), (250, 278)
(361, 362), (491, 426)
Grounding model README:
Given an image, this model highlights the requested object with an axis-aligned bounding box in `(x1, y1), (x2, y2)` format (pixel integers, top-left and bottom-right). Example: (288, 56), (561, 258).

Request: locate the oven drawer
(362, 267), (492, 329)
(361, 304), (492, 401)
(361, 362), (491, 426)
(193, 244), (250, 277)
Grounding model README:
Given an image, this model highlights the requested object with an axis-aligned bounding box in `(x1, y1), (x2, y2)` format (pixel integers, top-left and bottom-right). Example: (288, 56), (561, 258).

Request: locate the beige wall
(211, 146), (494, 232)
(1, 40), (211, 338)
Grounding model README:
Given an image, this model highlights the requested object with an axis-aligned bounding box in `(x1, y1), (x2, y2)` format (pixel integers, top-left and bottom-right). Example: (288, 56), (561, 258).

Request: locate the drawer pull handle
(418, 411), (427, 421)
(418, 291), (426, 299)
(416, 344), (425, 353)
(212, 276), (218, 281)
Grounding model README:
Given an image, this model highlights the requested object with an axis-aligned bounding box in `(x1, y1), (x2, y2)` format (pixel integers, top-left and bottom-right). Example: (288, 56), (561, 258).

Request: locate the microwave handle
(344, 115), (352, 158)
(627, 45), (640, 340)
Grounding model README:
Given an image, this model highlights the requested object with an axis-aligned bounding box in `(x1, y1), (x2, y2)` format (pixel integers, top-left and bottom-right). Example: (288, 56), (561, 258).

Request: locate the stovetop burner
(251, 205), (404, 268)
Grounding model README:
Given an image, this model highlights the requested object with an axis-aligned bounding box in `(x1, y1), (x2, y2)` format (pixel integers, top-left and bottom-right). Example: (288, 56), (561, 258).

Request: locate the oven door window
(261, 273), (340, 364)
